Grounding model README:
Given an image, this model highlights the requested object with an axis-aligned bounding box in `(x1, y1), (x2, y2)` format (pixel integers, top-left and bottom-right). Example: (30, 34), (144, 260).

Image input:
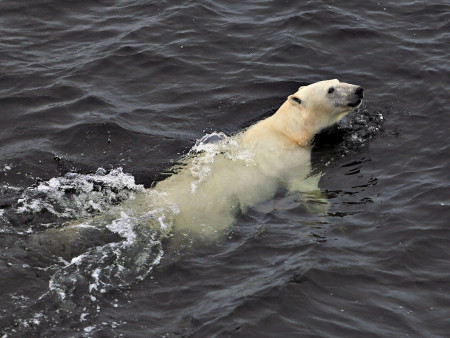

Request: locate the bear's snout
(355, 87), (364, 98)
(347, 86), (363, 107)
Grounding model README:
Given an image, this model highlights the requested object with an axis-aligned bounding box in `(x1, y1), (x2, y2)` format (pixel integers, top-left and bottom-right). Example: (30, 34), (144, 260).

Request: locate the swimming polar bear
(36, 79), (363, 256)
(124, 79), (364, 239)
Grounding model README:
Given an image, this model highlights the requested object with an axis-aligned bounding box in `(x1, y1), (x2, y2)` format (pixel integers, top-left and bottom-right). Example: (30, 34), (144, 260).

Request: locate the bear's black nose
(355, 87), (364, 98)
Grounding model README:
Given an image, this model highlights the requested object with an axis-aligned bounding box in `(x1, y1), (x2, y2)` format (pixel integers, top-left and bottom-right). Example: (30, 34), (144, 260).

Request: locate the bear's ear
(298, 86), (305, 91)
(288, 95), (302, 106)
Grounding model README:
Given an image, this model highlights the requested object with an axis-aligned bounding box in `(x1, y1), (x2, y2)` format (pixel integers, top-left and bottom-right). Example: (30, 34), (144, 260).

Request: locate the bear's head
(287, 79), (363, 130)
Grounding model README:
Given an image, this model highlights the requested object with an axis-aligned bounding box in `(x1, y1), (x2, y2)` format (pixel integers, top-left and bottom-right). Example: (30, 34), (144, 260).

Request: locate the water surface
(0, 0), (449, 336)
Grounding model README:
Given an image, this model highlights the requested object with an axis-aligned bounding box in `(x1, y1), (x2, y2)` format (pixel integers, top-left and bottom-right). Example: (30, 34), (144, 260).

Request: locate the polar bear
(131, 79), (364, 239)
(34, 79), (363, 256)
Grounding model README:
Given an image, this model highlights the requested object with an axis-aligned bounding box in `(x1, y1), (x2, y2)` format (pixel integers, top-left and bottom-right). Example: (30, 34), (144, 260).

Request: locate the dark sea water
(1, 0), (449, 336)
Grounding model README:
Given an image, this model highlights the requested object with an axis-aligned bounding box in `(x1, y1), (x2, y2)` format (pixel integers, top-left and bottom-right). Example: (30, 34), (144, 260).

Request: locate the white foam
(106, 211), (136, 245)
(89, 268), (101, 293)
(70, 251), (89, 266)
(1, 164), (12, 172)
(16, 167), (144, 219)
(83, 325), (96, 333)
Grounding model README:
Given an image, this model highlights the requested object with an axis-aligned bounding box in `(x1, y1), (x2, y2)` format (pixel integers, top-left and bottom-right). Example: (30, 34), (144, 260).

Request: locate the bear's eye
(328, 87), (335, 94)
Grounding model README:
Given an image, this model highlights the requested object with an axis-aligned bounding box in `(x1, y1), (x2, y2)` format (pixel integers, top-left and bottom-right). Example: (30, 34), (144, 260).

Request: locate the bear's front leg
(286, 173), (330, 216)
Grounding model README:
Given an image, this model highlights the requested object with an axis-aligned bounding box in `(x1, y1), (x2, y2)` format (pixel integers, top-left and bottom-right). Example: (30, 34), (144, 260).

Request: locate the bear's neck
(269, 101), (318, 147)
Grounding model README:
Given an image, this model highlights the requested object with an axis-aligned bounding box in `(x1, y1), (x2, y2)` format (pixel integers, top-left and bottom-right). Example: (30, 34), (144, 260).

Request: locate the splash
(48, 214), (165, 302)
(12, 133), (243, 309)
(16, 167), (145, 220)
(44, 191), (179, 306)
(313, 105), (385, 167)
(187, 131), (254, 193)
